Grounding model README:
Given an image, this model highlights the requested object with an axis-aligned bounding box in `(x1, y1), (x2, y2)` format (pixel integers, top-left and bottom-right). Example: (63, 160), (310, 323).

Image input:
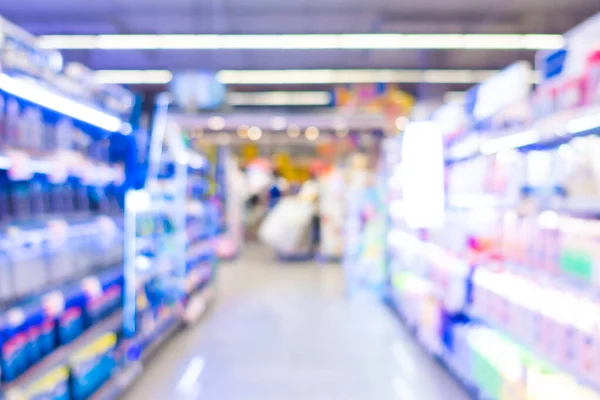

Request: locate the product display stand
(0, 16), (219, 398)
(88, 95), (218, 400)
(0, 16), (133, 400)
(385, 16), (600, 399)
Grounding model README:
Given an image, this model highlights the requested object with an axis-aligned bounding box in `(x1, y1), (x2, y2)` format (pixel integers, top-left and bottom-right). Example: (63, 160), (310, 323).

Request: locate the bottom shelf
(385, 293), (600, 400)
(90, 283), (215, 400)
(384, 296), (478, 400)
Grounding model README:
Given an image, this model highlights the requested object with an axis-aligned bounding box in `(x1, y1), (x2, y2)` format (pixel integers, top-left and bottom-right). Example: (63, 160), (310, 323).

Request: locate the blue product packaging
(70, 333), (117, 399)
(30, 175), (46, 217)
(0, 171), (10, 222)
(39, 319), (56, 357)
(9, 180), (32, 219)
(1, 332), (28, 382)
(73, 178), (90, 213)
(25, 325), (42, 365)
(71, 353), (116, 400)
(58, 308), (84, 345)
(0, 92), (5, 144)
(87, 285), (122, 323)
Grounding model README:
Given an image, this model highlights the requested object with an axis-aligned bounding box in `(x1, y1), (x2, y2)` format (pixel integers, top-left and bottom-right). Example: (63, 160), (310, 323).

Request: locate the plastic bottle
(5, 98), (21, 147)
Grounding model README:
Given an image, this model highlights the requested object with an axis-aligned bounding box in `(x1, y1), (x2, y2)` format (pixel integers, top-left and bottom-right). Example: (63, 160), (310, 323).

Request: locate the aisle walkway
(126, 246), (470, 400)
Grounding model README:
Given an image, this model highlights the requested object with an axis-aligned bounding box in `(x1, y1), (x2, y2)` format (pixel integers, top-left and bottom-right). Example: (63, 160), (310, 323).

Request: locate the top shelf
(447, 104), (600, 162)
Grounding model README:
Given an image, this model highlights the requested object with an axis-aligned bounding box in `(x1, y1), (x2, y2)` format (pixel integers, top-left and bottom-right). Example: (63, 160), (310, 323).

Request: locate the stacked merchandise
(89, 99), (219, 400)
(0, 19), (220, 399)
(0, 16), (132, 400)
(385, 12), (600, 400)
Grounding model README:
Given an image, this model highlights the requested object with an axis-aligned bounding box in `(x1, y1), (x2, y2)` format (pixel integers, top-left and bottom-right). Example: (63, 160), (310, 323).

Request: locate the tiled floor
(125, 246), (470, 400)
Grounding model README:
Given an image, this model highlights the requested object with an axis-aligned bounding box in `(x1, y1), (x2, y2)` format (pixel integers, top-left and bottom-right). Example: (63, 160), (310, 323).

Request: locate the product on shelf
(384, 12), (600, 400)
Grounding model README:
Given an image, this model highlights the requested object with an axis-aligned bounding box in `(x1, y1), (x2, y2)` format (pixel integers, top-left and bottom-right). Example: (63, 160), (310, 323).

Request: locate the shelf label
(43, 291), (66, 317)
(7, 150), (32, 181)
(6, 308), (25, 327)
(82, 276), (103, 299)
(47, 154), (68, 184)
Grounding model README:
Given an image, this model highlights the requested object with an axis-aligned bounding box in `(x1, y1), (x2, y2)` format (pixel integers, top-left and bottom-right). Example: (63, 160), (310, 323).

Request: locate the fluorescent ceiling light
(479, 130), (539, 154)
(0, 74), (124, 132)
(227, 91), (331, 106)
(216, 69), (537, 85)
(94, 70), (173, 84)
(93, 68), (538, 86)
(38, 33), (564, 51)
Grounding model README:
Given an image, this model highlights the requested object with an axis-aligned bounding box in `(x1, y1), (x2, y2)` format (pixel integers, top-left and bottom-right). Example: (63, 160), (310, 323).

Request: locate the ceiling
(1, 0), (599, 99)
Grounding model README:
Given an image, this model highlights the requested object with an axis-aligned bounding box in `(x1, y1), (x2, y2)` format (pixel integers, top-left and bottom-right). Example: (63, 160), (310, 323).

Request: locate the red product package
(584, 50), (600, 105)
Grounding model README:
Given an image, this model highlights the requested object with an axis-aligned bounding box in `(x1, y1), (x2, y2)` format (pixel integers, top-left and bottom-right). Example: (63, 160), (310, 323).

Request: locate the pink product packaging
(559, 78), (586, 111)
(0, 94), (5, 144)
(524, 218), (540, 270)
(584, 51), (600, 105)
(542, 227), (561, 276)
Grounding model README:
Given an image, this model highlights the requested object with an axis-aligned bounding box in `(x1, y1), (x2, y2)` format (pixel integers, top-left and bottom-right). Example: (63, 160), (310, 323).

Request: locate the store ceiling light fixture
(207, 116), (226, 130)
(227, 91), (331, 106)
(94, 70), (173, 85)
(479, 130), (539, 154)
(39, 34), (564, 50)
(216, 69), (539, 85)
(287, 124), (301, 138)
(93, 69), (539, 85)
(305, 126), (320, 141)
(247, 126), (262, 141)
(0, 73), (125, 132)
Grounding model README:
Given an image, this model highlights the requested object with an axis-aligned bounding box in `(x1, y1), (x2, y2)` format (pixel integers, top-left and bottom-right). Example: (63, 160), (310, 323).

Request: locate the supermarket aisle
(125, 245), (470, 400)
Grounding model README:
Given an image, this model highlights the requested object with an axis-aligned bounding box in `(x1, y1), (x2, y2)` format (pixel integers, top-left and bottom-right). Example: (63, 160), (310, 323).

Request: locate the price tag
(7, 150), (32, 181)
(98, 164), (115, 186)
(43, 291), (66, 317)
(47, 155), (68, 184)
(81, 160), (98, 186)
(82, 276), (103, 299)
(6, 308), (26, 327)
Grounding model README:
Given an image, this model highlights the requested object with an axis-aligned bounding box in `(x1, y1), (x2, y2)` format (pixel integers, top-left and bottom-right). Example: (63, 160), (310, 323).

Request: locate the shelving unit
(384, 13), (600, 400)
(0, 17), (220, 400)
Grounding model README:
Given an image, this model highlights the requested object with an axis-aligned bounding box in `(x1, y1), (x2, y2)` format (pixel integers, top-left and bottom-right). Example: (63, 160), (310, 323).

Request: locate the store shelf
(89, 281), (214, 400)
(474, 316), (600, 396)
(446, 104), (600, 162)
(2, 311), (123, 393)
(384, 296), (478, 400)
(0, 264), (123, 328)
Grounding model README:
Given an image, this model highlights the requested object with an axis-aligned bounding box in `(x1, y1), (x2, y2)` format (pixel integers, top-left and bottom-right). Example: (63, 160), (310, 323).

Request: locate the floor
(125, 245), (471, 400)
